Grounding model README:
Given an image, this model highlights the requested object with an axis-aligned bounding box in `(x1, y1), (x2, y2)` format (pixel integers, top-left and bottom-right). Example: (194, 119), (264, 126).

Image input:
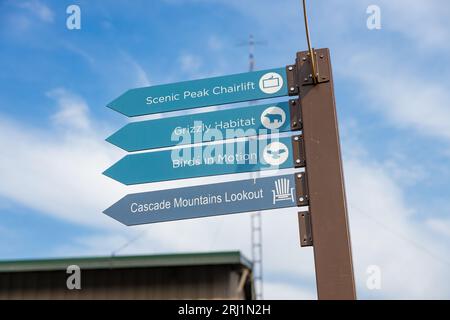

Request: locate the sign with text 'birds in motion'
(108, 68), (289, 117)
(104, 174), (307, 226)
(103, 135), (305, 185)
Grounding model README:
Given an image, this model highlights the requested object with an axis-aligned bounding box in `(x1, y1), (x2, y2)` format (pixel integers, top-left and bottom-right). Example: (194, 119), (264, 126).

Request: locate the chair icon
(272, 178), (295, 204)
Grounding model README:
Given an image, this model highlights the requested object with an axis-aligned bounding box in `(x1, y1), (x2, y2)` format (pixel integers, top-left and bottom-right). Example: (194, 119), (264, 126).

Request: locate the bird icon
(265, 148), (287, 159)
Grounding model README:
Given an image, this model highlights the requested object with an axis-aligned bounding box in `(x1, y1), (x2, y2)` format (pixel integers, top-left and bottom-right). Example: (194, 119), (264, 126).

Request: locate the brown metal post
(297, 48), (356, 299)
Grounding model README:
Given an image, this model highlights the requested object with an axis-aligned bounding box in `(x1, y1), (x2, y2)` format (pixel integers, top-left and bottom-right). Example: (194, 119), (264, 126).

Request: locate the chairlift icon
(272, 178), (295, 204)
(259, 72), (284, 94)
(262, 75), (280, 89)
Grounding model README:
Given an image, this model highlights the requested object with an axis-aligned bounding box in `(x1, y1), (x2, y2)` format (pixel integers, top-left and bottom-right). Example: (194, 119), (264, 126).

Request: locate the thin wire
(349, 203), (450, 267)
(110, 228), (149, 257)
(302, 0), (318, 83)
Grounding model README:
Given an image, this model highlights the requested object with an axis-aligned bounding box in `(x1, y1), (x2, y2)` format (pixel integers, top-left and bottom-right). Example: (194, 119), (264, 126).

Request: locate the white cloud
(132, 63), (151, 88)
(7, 14), (32, 32)
(61, 42), (96, 66)
(1, 85), (449, 298)
(1, 87), (446, 299)
(341, 52), (450, 142)
(16, 0), (54, 23)
(53, 232), (138, 257)
(0, 89), (124, 228)
(120, 52), (151, 87)
(1, 0), (450, 299)
(179, 53), (203, 74)
(427, 218), (450, 239)
(47, 138), (450, 298)
(207, 35), (224, 51)
(163, 1), (450, 147)
(377, 0), (450, 50)
(204, 0), (450, 51)
(55, 155), (450, 299)
(344, 153), (450, 299)
(47, 88), (91, 132)
(264, 282), (316, 300)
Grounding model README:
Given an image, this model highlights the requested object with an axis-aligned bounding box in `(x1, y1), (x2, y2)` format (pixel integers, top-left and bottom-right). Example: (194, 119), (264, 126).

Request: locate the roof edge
(0, 251), (253, 273)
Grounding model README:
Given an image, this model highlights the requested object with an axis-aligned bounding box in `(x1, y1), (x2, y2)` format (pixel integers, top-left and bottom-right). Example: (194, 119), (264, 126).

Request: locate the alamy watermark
(66, 5), (81, 30)
(169, 124), (286, 172)
(168, 71), (290, 173)
(66, 265), (81, 290)
(366, 265), (382, 290)
(367, 5), (381, 30)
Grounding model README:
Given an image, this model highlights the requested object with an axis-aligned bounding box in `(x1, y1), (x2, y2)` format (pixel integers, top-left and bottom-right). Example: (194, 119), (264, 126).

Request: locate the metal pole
(298, 48), (356, 299)
(237, 33), (266, 300)
(246, 34), (263, 300)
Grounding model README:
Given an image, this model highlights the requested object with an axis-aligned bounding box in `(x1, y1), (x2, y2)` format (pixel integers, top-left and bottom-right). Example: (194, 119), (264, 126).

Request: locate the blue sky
(1, 0), (450, 299)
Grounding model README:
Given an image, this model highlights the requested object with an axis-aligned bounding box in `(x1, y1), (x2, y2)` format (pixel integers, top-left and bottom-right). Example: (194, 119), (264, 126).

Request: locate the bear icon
(264, 113), (283, 124)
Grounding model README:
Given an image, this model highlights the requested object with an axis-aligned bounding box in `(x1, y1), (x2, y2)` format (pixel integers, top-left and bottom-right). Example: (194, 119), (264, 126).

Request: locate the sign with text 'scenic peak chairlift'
(106, 100), (302, 152)
(103, 135), (305, 185)
(104, 173), (308, 226)
(108, 68), (289, 117)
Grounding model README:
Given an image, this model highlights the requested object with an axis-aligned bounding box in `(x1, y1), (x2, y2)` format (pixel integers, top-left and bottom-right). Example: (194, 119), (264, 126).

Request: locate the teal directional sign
(103, 135), (304, 185)
(107, 101), (300, 152)
(104, 174), (307, 226)
(108, 68), (289, 117)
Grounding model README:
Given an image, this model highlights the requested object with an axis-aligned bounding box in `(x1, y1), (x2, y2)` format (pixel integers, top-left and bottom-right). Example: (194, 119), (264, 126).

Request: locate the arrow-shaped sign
(104, 173), (308, 226)
(106, 100), (301, 152)
(108, 68), (290, 117)
(103, 135), (305, 185)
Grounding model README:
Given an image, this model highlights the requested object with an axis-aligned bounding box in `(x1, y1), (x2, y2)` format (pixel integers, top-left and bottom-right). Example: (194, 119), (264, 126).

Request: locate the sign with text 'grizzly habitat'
(107, 101), (300, 152)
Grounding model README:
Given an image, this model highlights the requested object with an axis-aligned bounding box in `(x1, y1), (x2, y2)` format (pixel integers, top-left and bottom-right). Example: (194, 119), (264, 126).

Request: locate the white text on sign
(146, 82), (256, 105)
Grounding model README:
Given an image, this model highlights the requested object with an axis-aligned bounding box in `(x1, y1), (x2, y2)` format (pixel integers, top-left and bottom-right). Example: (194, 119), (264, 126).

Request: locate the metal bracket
(286, 48), (330, 95)
(296, 48), (330, 86)
(289, 99), (302, 131)
(291, 135), (306, 168)
(286, 65), (299, 96)
(294, 171), (309, 206)
(298, 211), (313, 247)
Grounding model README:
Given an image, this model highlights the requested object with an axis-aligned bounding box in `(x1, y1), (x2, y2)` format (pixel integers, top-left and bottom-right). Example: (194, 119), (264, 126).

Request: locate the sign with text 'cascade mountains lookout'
(104, 174), (308, 226)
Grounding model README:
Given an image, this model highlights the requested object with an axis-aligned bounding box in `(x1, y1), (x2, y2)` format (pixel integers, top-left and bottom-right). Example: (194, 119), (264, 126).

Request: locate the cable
(301, 0), (318, 83)
(110, 228), (149, 257)
(349, 203), (450, 267)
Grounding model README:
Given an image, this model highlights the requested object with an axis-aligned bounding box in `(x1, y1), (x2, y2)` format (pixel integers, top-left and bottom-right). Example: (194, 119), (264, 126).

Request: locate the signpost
(108, 68), (289, 117)
(104, 174), (308, 226)
(103, 37), (356, 298)
(293, 48), (356, 299)
(106, 100), (301, 152)
(103, 135), (305, 185)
